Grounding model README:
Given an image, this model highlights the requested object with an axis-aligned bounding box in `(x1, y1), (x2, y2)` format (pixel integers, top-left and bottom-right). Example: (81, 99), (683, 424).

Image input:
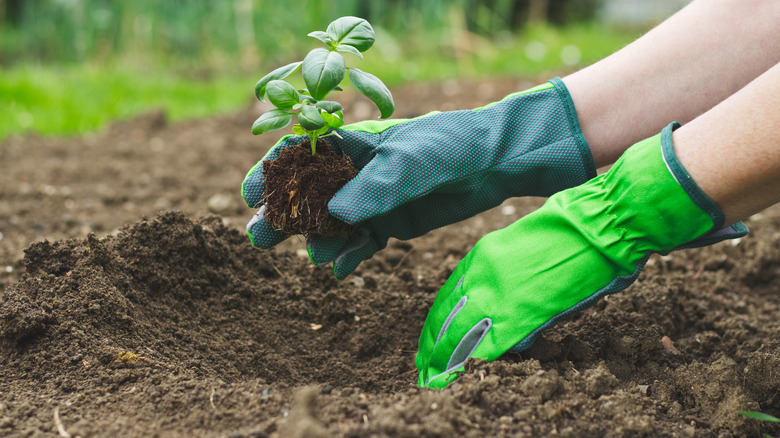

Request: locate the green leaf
(299, 89), (311, 96)
(252, 109), (293, 135)
(334, 85), (344, 91)
(254, 61), (302, 101)
(265, 80), (300, 110)
(326, 16), (375, 52)
(292, 124), (307, 136)
(307, 30), (334, 47)
(302, 48), (346, 101)
(321, 110), (344, 128)
(336, 44), (363, 59)
(315, 101), (343, 114)
(298, 105), (327, 131)
(738, 411), (780, 422)
(349, 68), (395, 118)
(300, 95), (317, 105)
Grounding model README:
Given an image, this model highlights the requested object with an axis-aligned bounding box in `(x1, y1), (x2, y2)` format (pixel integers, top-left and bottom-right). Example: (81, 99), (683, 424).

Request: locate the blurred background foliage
(0, 0), (687, 140)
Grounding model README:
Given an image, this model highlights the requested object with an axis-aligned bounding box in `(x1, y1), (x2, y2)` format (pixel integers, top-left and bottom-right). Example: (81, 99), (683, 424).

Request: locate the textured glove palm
(416, 123), (748, 388)
(243, 78), (596, 279)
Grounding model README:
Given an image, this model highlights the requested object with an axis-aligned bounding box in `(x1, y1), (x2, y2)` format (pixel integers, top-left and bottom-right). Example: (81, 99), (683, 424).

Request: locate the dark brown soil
(0, 77), (778, 437)
(262, 139), (358, 237)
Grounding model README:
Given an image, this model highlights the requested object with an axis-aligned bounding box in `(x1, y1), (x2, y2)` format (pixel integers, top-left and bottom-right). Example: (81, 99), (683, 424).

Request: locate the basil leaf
(321, 110), (344, 129)
(307, 30), (334, 47)
(302, 48), (346, 101)
(252, 109), (293, 135)
(298, 105), (327, 131)
(254, 61), (302, 102)
(336, 44), (363, 59)
(292, 124), (307, 136)
(326, 16), (375, 52)
(315, 100), (344, 114)
(300, 95), (317, 105)
(349, 68), (395, 118)
(265, 80), (300, 110)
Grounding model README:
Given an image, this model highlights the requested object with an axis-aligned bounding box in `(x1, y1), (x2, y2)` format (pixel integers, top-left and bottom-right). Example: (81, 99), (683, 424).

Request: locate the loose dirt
(0, 78), (778, 437)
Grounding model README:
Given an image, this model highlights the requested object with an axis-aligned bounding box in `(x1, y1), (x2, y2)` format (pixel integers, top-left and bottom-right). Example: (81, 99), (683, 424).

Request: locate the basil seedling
(252, 16), (395, 154)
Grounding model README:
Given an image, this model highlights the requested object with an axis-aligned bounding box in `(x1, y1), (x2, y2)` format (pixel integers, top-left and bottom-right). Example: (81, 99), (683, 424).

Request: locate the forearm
(673, 61), (780, 227)
(563, 0), (780, 167)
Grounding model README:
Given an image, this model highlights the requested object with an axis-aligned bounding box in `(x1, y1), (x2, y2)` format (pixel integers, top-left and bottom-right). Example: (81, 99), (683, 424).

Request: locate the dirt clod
(262, 139), (358, 237)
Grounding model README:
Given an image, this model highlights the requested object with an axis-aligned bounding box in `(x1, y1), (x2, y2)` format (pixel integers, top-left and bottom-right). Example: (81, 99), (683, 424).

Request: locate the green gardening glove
(416, 122), (748, 389)
(243, 78), (596, 279)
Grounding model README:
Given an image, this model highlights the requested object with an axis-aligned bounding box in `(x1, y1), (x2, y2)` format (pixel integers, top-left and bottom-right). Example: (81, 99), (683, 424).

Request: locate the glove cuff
(549, 77), (597, 181)
(659, 121), (749, 249)
(660, 122), (724, 229)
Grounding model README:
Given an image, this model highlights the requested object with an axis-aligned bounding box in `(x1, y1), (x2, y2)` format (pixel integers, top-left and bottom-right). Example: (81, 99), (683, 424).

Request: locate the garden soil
(1, 78), (778, 438)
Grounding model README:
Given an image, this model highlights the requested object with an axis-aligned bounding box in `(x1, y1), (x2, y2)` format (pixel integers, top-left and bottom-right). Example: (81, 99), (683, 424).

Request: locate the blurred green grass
(1, 13), (639, 142)
(1, 64), (256, 139)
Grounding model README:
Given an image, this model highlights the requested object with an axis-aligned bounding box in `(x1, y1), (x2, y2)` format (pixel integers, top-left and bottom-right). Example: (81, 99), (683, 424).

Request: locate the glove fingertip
(332, 228), (378, 280)
(422, 368), (462, 389)
(247, 206), (287, 249)
(307, 235), (348, 266)
(242, 135), (302, 208)
(333, 254), (361, 280)
(242, 162), (267, 208)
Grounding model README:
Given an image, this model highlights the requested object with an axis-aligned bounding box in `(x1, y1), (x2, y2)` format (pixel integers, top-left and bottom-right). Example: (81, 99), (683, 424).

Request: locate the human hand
(416, 123), (747, 388)
(243, 78), (596, 279)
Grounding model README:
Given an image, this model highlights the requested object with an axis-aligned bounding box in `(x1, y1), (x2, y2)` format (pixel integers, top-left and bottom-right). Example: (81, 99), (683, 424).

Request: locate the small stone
(150, 137), (165, 152)
(351, 276), (365, 288)
(661, 335), (681, 355)
(207, 193), (234, 213)
(501, 205), (516, 216)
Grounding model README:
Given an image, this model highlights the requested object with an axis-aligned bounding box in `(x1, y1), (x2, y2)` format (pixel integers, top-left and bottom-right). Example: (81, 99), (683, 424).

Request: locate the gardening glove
(416, 122), (748, 389)
(243, 78), (597, 279)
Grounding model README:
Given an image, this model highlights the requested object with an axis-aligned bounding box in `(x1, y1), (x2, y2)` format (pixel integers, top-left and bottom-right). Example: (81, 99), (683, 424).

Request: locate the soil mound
(1, 211), (427, 390)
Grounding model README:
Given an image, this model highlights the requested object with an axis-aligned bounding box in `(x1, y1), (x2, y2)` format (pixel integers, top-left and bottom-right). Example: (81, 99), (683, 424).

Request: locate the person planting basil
(243, 0), (780, 389)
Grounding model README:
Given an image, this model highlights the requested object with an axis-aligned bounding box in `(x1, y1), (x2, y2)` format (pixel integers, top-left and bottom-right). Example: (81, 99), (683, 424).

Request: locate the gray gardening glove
(243, 78), (596, 279)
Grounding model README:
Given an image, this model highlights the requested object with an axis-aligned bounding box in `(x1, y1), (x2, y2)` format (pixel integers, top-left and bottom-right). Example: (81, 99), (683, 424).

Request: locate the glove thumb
(328, 161), (393, 224)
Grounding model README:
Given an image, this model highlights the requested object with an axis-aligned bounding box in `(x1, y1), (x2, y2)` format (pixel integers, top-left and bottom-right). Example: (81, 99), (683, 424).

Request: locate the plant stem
(307, 132), (318, 154)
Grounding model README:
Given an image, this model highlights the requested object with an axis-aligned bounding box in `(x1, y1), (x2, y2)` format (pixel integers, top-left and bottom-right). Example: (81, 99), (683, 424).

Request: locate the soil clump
(262, 139), (358, 237)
